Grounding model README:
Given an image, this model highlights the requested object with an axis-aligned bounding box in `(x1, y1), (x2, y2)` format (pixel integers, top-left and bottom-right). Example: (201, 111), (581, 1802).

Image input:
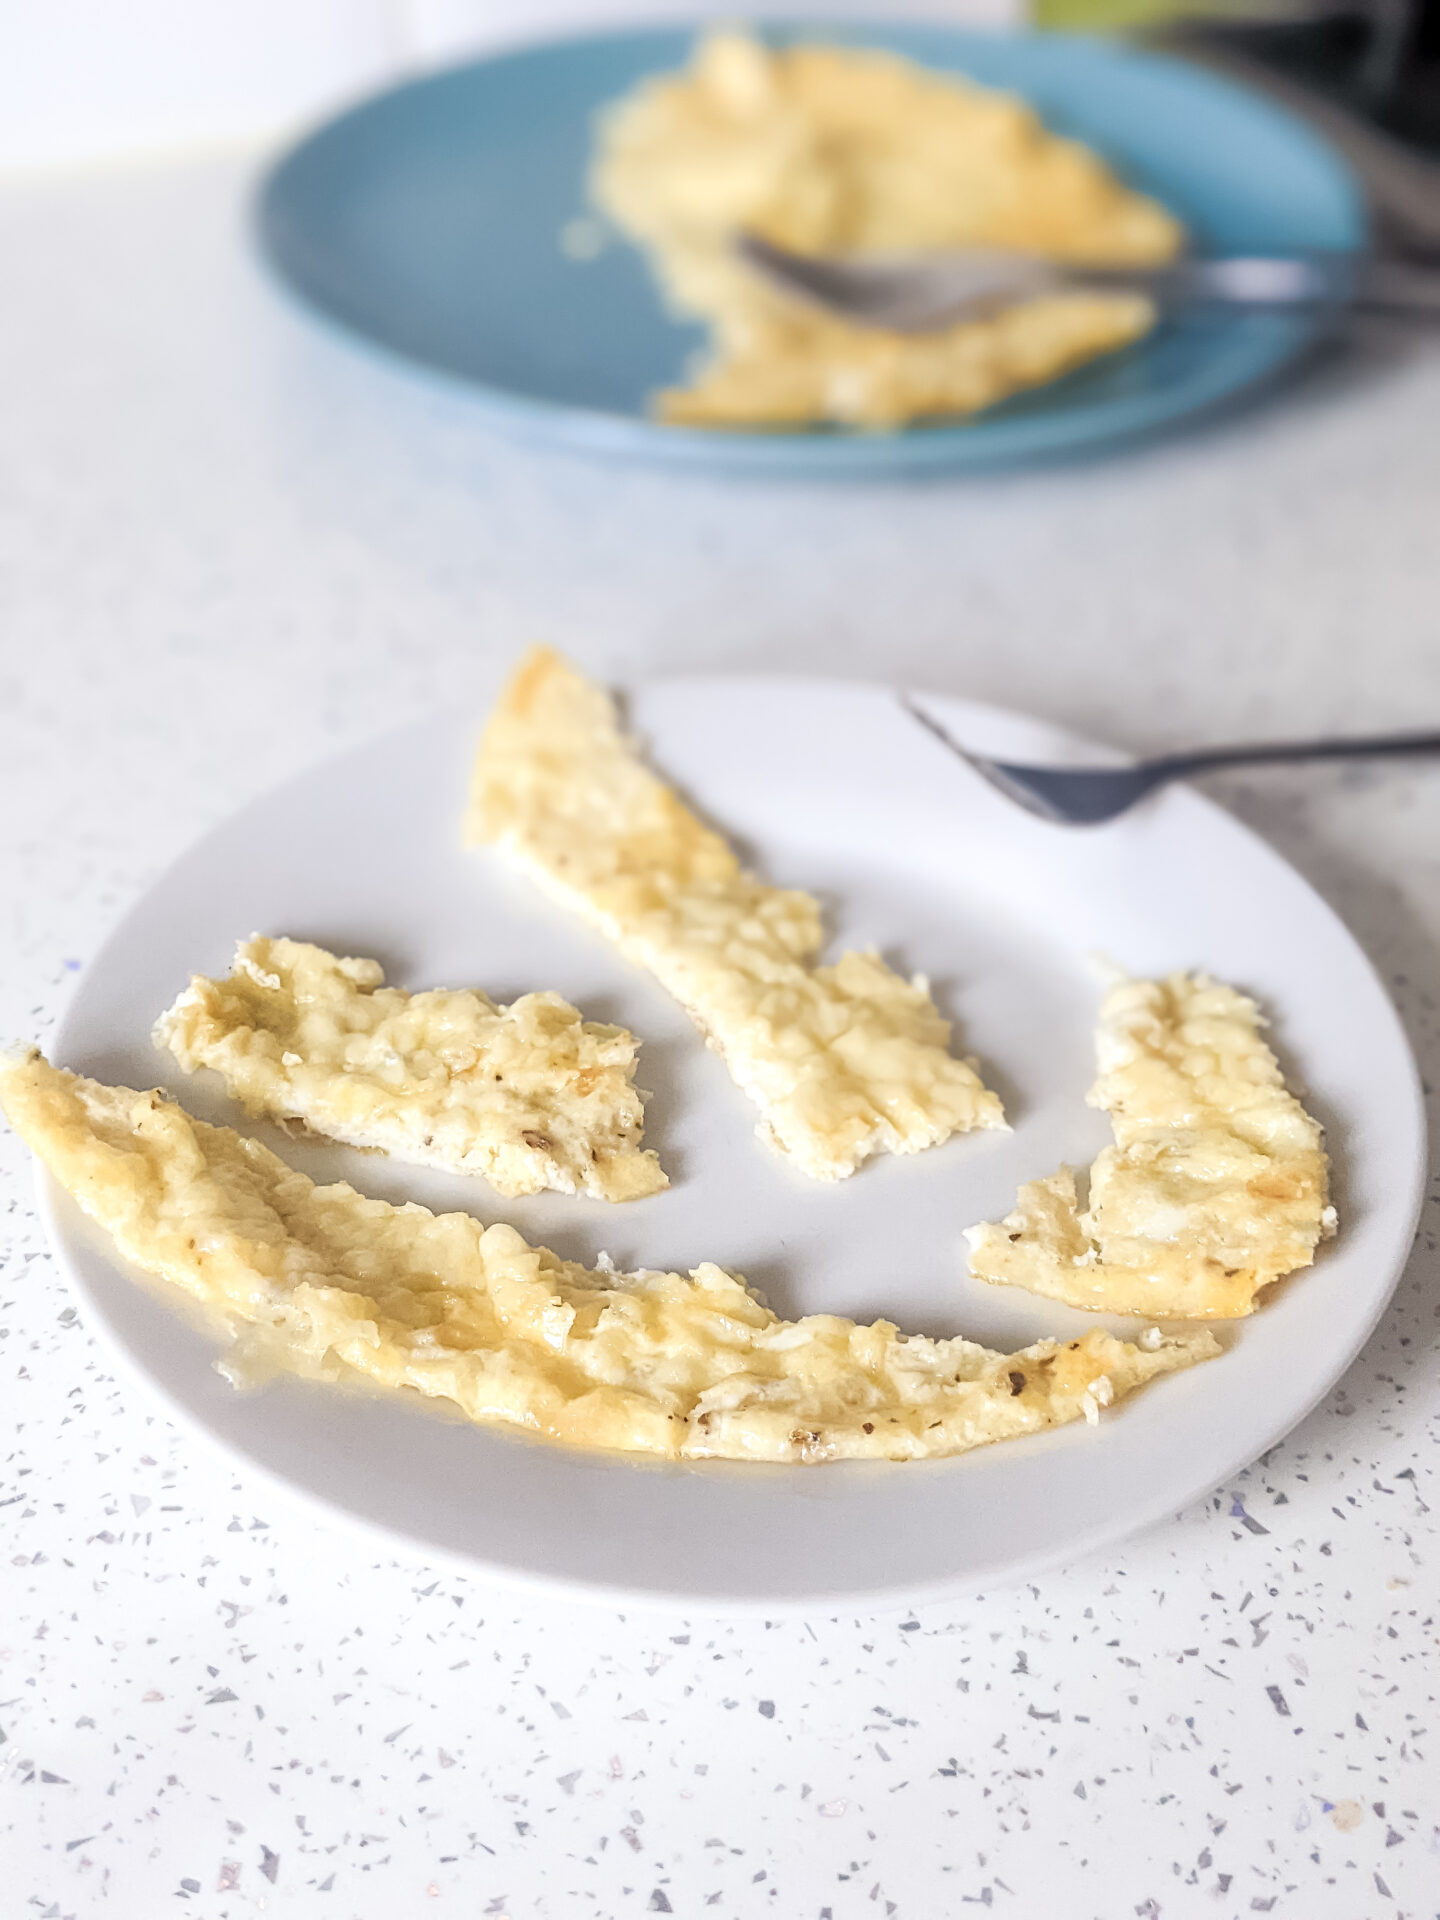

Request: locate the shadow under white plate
(40, 677), (1425, 1610)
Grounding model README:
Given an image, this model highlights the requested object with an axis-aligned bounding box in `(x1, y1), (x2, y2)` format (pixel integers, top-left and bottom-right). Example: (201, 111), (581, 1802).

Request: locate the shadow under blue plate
(257, 24), (1365, 476)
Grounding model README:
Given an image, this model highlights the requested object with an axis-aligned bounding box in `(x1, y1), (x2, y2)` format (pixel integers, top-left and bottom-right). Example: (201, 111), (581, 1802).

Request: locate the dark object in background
(1202, 0), (1440, 153)
(1159, 0), (1440, 254)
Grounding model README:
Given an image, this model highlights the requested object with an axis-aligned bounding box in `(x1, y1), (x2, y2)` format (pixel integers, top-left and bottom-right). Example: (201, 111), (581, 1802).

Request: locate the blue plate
(258, 25), (1365, 476)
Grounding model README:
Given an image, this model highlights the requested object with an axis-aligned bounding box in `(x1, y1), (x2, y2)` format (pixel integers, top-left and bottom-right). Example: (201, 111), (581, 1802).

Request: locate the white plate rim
(34, 677), (1428, 1613)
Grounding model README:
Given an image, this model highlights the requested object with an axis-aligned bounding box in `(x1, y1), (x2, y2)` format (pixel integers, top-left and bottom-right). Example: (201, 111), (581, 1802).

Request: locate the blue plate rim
(255, 23), (1368, 477)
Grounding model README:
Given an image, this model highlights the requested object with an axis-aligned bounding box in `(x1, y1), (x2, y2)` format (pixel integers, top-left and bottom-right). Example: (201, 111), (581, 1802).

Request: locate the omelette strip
(155, 936), (665, 1203)
(656, 294), (1157, 431)
(468, 650), (1004, 1180)
(1, 1054), (1215, 1463)
(591, 31), (1183, 429)
(966, 975), (1336, 1319)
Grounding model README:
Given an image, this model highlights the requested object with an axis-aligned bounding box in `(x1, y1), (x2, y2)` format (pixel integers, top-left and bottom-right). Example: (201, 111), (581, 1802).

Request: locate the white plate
(42, 678), (1425, 1611)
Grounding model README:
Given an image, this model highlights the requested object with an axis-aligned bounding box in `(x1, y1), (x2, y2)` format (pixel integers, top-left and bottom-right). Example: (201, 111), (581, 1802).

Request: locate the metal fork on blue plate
(738, 234), (1440, 332)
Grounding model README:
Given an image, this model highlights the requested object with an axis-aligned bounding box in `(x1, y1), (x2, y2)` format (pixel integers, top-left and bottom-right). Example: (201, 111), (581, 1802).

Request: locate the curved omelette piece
(966, 974), (1336, 1319)
(655, 294), (1157, 432)
(0, 1053), (1215, 1463)
(468, 649), (1005, 1180)
(155, 936), (666, 1203)
(591, 30), (1183, 430)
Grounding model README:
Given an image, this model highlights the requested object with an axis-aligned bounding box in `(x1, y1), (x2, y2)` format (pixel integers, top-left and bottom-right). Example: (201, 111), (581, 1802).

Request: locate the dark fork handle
(1148, 730), (1440, 782)
(1086, 253), (1440, 318)
(989, 728), (1440, 824)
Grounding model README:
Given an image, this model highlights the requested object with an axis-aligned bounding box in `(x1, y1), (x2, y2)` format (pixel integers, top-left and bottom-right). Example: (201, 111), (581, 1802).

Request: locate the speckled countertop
(2, 152), (1438, 1920)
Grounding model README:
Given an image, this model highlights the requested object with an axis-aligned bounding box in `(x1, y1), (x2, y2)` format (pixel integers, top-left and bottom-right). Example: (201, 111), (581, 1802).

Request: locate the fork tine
(897, 693), (979, 766)
(898, 694), (1066, 820)
(983, 764), (1148, 824)
(898, 694), (1145, 824)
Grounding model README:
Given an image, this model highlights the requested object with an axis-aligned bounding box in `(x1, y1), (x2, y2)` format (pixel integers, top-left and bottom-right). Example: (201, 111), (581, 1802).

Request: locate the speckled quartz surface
(1, 152), (1438, 1920)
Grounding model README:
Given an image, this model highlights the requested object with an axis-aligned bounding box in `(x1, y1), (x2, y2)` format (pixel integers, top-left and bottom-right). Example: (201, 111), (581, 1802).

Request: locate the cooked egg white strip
(1, 1053), (1215, 1463)
(155, 936), (666, 1203)
(966, 974), (1336, 1319)
(652, 293), (1159, 432)
(591, 31), (1182, 429)
(468, 649), (1004, 1181)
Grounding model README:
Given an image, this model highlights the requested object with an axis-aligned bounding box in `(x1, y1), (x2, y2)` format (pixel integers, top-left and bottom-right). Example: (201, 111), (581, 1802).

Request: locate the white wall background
(0, 0), (1025, 172)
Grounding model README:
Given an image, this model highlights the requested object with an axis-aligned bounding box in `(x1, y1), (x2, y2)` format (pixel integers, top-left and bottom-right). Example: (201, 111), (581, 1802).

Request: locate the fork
(738, 234), (1440, 332)
(901, 696), (1440, 825)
